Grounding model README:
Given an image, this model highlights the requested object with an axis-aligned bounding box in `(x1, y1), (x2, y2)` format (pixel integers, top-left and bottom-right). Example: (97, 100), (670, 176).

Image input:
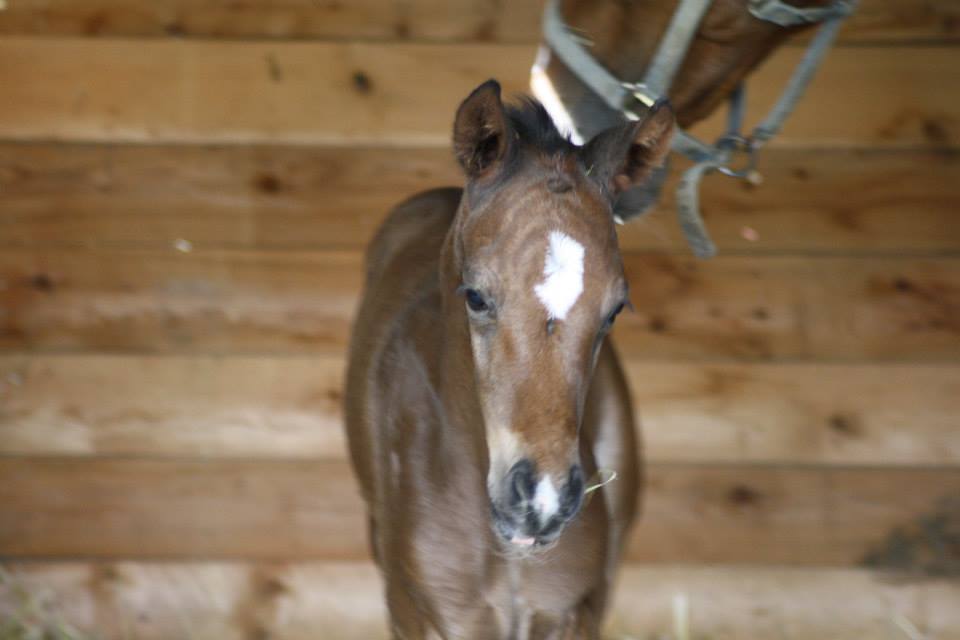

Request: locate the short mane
(504, 96), (650, 221)
(505, 97), (576, 157)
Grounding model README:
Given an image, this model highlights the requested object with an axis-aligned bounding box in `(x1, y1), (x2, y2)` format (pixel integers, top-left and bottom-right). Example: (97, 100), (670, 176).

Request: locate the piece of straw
(673, 592), (690, 640)
(584, 469), (618, 494)
(892, 612), (927, 640)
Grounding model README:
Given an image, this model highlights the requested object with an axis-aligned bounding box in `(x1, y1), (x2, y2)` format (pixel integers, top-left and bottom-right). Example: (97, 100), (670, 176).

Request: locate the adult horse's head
(442, 80), (674, 549)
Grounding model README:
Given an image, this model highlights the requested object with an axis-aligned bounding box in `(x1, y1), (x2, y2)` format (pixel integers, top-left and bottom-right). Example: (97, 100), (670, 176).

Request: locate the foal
(345, 80), (674, 638)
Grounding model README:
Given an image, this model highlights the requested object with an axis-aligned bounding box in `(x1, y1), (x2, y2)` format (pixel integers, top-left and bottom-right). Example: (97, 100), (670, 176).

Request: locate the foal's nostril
(558, 464), (585, 520)
(507, 459), (536, 509)
(569, 464), (584, 495)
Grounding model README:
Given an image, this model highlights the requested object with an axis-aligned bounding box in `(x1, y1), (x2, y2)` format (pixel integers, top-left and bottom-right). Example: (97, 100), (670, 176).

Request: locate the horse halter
(538, 0), (857, 257)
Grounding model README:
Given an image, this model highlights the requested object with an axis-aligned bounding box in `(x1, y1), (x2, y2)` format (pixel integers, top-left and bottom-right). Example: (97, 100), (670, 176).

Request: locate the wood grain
(2, 458), (958, 564)
(0, 0), (954, 44)
(1, 355), (958, 466)
(2, 250), (958, 361)
(0, 355), (347, 460)
(3, 562), (959, 639)
(3, 144), (958, 254)
(621, 254), (960, 362)
(626, 361), (960, 465)
(0, 38), (956, 147)
(0, 249), (363, 355)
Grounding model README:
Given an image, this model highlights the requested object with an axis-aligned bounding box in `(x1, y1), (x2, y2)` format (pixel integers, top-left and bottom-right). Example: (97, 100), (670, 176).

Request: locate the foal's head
(447, 80), (673, 549)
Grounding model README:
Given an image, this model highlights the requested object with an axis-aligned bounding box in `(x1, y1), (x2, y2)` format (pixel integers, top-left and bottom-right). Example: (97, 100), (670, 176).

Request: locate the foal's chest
(477, 539), (606, 637)
(481, 577), (586, 638)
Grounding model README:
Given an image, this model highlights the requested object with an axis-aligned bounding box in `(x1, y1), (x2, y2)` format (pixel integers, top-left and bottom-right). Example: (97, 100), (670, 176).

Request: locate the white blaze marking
(534, 231), (584, 321)
(534, 477), (559, 518)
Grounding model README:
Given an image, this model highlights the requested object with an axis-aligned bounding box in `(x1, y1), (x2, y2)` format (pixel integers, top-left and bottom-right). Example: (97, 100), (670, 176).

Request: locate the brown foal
(345, 80), (674, 638)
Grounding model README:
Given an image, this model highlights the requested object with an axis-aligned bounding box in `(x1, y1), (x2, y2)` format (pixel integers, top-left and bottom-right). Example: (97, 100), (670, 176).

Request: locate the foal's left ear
(581, 100), (675, 196)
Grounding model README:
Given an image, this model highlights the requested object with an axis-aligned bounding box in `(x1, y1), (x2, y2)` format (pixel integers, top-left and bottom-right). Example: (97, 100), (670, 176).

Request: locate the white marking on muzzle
(534, 231), (584, 321)
(533, 476), (559, 519)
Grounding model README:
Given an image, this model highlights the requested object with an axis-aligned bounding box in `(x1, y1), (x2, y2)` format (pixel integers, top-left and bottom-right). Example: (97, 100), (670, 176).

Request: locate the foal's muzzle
(491, 459), (585, 548)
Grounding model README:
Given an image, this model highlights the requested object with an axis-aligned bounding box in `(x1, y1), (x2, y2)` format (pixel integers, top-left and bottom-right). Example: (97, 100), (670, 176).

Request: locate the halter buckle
(715, 134), (760, 181)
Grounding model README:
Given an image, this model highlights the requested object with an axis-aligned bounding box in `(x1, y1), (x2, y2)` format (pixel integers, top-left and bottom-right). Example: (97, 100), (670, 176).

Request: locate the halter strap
(643, 0), (714, 98)
(749, 0), (855, 27)
(541, 0), (632, 116)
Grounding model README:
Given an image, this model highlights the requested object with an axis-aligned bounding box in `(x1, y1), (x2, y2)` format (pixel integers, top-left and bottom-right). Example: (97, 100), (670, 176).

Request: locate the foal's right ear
(453, 79), (513, 178)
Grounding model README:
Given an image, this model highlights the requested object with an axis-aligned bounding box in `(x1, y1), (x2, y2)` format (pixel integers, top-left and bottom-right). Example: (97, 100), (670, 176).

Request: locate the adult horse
(532, 0), (853, 255)
(345, 80), (673, 637)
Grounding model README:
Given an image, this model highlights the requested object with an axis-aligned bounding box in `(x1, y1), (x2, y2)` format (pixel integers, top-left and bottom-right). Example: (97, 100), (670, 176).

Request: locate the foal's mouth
(490, 502), (568, 550)
(488, 460), (586, 550)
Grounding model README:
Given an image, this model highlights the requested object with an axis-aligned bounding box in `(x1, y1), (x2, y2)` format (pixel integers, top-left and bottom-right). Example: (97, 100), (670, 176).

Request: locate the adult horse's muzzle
(490, 459), (585, 548)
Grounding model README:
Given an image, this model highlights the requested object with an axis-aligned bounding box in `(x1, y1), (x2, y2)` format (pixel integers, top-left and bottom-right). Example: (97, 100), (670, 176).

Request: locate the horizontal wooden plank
(609, 565), (960, 640)
(0, 38), (956, 147)
(2, 250), (958, 362)
(0, 0), (954, 44)
(0, 355), (347, 460)
(0, 249), (364, 355)
(3, 144), (958, 254)
(630, 361), (960, 465)
(688, 44), (960, 149)
(3, 562), (959, 640)
(0, 38), (530, 146)
(0, 143), (463, 252)
(2, 355), (958, 466)
(620, 254), (960, 362)
(2, 458), (958, 565)
(0, 0), (543, 43)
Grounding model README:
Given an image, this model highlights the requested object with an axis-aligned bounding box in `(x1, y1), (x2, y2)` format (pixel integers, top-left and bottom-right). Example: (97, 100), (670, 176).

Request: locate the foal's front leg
(387, 584), (503, 640)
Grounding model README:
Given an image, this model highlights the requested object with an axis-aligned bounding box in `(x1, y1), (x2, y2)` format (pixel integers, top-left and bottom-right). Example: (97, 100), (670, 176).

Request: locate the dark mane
(505, 97), (576, 156)
(505, 96), (656, 221)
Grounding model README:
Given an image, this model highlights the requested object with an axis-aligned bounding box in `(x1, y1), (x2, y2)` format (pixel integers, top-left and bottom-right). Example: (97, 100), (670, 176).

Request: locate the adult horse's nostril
(558, 464), (585, 520)
(507, 459), (536, 509)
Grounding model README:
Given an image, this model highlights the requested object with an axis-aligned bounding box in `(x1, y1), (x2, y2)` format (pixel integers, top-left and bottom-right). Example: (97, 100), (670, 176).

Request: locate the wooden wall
(1, 1), (959, 638)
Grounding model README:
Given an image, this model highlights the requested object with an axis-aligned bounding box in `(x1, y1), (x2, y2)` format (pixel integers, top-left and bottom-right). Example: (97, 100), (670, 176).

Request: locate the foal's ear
(581, 100), (675, 196)
(453, 79), (513, 178)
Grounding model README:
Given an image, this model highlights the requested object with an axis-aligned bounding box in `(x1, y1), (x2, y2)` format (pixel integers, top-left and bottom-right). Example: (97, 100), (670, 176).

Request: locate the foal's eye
(464, 288), (490, 313)
(604, 302), (626, 329)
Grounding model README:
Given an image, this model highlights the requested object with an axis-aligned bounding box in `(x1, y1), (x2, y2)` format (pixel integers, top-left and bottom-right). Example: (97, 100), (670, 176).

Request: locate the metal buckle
(715, 135), (760, 181)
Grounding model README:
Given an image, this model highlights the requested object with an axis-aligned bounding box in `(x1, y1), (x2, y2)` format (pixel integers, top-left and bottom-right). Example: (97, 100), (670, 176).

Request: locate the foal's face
(460, 165), (627, 547)
(450, 81), (673, 548)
